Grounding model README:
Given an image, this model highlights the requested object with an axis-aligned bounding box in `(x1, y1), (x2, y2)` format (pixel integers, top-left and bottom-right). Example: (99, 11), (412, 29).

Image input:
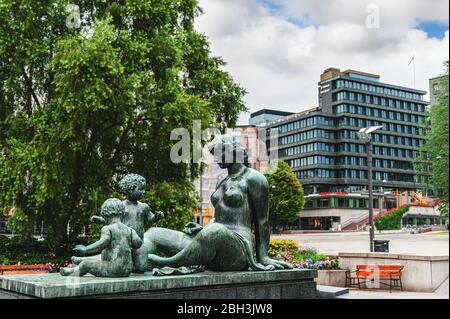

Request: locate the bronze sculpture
(61, 198), (143, 277)
(145, 135), (292, 272)
(67, 174), (164, 274)
(61, 135), (292, 277)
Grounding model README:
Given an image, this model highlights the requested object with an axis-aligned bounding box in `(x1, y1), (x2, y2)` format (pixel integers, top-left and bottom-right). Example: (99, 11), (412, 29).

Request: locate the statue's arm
(248, 172), (293, 270)
(75, 227), (111, 256)
(248, 174), (271, 263)
(131, 229), (143, 249)
(90, 215), (106, 225)
(144, 204), (164, 223)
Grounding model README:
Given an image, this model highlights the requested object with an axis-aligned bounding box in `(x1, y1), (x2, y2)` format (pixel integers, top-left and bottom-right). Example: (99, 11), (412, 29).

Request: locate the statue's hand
(73, 245), (87, 256)
(155, 211), (165, 220)
(183, 222), (203, 236)
(259, 256), (294, 270)
(90, 215), (104, 225)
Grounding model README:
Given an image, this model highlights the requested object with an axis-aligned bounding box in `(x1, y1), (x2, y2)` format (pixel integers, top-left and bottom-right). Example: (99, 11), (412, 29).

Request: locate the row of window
(296, 169), (416, 182)
(334, 80), (424, 101)
(287, 155), (414, 170)
(296, 169), (337, 179)
(373, 146), (417, 159)
(277, 116), (334, 133)
(281, 142), (419, 159)
(289, 155), (335, 168)
(305, 198), (381, 209)
(339, 123), (422, 138)
(281, 142), (336, 157)
(337, 143), (367, 153)
(280, 129), (335, 145)
(337, 115), (423, 129)
(334, 104), (425, 122)
(372, 134), (423, 147)
(374, 159), (414, 170)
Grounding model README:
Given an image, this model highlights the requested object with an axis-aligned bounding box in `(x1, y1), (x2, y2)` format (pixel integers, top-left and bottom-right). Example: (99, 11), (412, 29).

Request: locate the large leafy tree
(265, 160), (305, 231)
(0, 0), (246, 250)
(415, 61), (449, 216)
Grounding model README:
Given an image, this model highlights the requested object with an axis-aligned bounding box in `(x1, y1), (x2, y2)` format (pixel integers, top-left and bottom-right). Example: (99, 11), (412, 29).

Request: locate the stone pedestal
(0, 269), (318, 299)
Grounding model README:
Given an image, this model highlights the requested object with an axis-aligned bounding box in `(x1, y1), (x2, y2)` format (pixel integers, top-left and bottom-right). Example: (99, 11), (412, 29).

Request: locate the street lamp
(357, 125), (383, 252)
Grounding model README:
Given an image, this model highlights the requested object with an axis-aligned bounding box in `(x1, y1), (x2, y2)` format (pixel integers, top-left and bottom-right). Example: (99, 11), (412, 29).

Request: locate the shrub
(271, 241), (340, 270)
(375, 205), (410, 230)
(268, 239), (299, 257)
(0, 235), (74, 269)
(294, 256), (340, 270)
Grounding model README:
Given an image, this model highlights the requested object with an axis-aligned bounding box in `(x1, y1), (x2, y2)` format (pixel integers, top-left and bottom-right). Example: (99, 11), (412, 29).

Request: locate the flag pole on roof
(408, 56), (416, 88)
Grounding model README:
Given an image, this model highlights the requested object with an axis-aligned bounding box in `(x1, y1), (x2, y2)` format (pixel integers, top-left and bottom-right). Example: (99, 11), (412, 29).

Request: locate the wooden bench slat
(357, 265), (404, 271)
(356, 271), (402, 278)
(1, 270), (50, 275)
(0, 264), (50, 270)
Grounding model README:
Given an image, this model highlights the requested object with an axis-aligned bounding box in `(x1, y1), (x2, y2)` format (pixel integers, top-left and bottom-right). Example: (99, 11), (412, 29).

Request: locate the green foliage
(0, 0), (246, 251)
(268, 239), (299, 256)
(6, 209), (34, 237)
(415, 61), (449, 213)
(0, 235), (68, 266)
(145, 181), (200, 231)
(375, 205), (410, 230)
(265, 161), (305, 229)
(267, 240), (340, 270)
(438, 201), (449, 218)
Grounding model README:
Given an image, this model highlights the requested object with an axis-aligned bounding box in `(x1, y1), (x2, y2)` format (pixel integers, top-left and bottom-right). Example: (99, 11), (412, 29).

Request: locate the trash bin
(373, 240), (390, 252)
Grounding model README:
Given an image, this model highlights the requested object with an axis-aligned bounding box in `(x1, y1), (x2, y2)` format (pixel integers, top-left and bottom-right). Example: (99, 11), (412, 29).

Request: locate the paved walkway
(341, 288), (449, 299)
(273, 231), (449, 256)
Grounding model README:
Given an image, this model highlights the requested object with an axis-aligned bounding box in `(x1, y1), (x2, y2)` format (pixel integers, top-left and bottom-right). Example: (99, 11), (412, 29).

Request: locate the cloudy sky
(195, 0), (449, 124)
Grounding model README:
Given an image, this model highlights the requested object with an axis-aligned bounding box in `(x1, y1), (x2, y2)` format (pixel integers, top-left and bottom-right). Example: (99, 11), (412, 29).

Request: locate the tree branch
(21, 66), (41, 109)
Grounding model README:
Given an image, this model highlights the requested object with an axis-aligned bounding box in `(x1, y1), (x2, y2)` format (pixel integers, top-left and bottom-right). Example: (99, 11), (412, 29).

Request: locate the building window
(433, 83), (440, 93)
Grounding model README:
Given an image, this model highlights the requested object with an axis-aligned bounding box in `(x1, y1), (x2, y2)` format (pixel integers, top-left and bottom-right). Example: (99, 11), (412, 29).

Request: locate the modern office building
(249, 109), (293, 126)
(263, 68), (430, 230)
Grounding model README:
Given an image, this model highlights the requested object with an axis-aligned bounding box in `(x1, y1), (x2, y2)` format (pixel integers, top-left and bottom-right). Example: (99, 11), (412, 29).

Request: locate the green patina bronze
(60, 135), (291, 277)
(61, 199), (143, 277)
(62, 174), (164, 276)
(145, 135), (293, 272)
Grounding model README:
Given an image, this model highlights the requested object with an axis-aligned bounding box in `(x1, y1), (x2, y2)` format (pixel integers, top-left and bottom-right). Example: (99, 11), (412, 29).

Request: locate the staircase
(342, 210), (386, 231)
(341, 212), (370, 231)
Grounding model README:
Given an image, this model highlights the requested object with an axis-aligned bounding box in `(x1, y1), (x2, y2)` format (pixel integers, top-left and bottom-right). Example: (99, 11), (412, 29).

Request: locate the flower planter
(315, 270), (347, 287)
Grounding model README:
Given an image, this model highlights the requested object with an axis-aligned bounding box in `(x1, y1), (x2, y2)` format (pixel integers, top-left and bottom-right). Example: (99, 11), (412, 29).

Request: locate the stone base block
(0, 269), (318, 299)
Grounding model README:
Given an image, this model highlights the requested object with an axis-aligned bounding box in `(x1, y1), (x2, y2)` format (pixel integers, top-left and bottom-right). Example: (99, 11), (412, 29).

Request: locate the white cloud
(195, 0), (449, 124)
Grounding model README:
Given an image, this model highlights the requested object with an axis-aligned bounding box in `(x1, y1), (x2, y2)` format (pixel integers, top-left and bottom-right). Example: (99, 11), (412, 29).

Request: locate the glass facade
(266, 71), (428, 195)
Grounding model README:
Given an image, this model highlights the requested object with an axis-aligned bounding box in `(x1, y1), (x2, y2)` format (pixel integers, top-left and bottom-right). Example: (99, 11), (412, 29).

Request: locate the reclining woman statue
(144, 135), (292, 272)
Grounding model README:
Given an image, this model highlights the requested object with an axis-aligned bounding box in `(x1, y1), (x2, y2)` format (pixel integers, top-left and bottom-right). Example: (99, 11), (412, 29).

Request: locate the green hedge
(0, 235), (88, 267)
(375, 205), (410, 230)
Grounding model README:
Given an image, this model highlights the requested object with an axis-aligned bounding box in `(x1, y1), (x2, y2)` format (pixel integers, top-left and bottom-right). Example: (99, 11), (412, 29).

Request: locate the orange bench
(346, 264), (404, 292)
(0, 264), (51, 276)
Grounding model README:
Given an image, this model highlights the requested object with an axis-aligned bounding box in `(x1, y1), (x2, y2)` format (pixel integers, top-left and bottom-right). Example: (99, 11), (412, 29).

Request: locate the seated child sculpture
(77, 174), (164, 273)
(60, 198), (142, 277)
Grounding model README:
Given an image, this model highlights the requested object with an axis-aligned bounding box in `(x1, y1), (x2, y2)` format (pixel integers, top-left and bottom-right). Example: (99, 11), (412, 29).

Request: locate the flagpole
(409, 56), (416, 89)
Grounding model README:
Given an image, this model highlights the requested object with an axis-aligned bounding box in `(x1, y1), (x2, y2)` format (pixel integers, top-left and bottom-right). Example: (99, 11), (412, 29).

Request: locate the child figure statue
(88, 174), (164, 273)
(60, 198), (142, 277)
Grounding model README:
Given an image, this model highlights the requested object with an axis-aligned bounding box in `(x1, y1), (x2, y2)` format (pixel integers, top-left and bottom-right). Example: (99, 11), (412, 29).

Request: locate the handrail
(341, 211), (371, 229)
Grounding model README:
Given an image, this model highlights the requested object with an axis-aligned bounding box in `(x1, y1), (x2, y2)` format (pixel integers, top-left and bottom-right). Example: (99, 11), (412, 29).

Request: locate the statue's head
(119, 174), (146, 201)
(100, 198), (125, 219)
(208, 134), (249, 169)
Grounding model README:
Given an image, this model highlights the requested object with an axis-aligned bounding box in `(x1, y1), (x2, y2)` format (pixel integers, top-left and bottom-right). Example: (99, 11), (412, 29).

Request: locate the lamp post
(357, 125), (383, 252)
